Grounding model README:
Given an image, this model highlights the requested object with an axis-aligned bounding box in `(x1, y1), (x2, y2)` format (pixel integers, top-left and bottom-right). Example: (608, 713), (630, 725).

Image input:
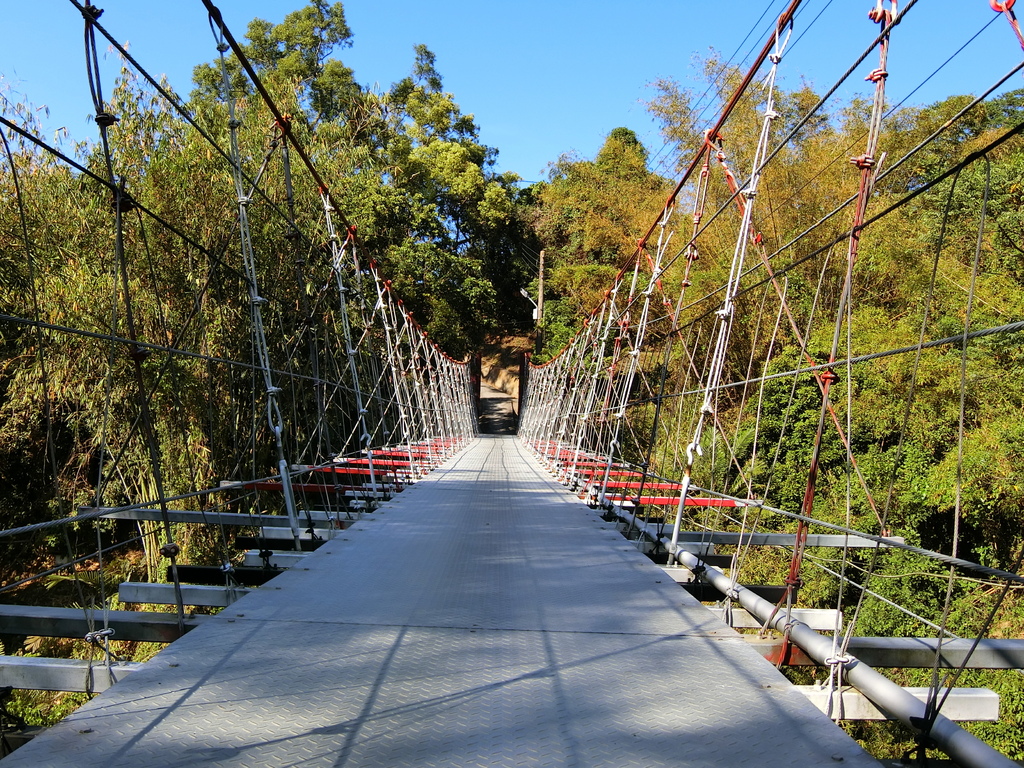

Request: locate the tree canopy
(3, 6), (1024, 759)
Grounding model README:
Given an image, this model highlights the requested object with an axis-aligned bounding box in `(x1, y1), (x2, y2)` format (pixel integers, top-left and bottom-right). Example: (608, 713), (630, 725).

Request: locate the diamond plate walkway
(2, 436), (878, 768)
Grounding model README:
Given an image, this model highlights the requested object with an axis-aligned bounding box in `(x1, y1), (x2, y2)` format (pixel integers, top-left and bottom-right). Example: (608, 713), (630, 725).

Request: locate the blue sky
(2, 1), (1022, 181)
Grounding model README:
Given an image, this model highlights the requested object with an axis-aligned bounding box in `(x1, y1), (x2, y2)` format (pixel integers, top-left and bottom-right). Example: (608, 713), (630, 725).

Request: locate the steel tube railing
(669, 547), (1014, 768)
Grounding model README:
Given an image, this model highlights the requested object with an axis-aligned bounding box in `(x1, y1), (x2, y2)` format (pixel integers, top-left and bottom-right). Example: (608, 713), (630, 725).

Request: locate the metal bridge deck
(3, 436), (877, 767)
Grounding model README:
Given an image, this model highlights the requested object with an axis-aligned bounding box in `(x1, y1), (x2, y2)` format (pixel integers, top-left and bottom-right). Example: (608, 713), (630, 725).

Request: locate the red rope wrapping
(779, 0), (894, 625)
(993, 0), (1024, 52)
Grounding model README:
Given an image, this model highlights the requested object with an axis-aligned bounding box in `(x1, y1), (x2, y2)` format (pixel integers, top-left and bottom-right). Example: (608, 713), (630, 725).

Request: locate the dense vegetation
(529, 60), (1024, 758)
(0, 1), (535, 725)
(0, 1), (536, 580)
(1, 1), (1023, 760)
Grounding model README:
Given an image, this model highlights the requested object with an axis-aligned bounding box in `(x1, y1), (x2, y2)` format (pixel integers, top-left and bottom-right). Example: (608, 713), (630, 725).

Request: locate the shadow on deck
(477, 383), (517, 434)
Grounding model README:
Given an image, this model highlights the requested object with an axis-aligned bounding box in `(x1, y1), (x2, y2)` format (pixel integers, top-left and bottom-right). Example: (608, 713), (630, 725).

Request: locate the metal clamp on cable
(128, 344), (152, 363)
(824, 653), (853, 668)
(114, 185), (137, 212)
(85, 628), (115, 644)
(818, 369), (840, 386)
(159, 541), (180, 559)
(850, 153), (876, 170)
(94, 112), (118, 128)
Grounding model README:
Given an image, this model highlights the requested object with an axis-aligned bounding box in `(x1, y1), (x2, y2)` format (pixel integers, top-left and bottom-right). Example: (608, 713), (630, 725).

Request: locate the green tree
(192, 1), (359, 124)
(531, 127), (670, 355)
(373, 44), (534, 353)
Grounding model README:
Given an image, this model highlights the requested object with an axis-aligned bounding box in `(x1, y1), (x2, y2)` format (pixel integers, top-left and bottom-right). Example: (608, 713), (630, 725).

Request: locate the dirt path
(477, 382), (517, 434)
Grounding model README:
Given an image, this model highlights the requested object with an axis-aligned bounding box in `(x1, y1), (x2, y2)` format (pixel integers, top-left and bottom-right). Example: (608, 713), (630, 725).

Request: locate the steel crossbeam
(0, 605), (207, 643)
(0, 656), (143, 693)
(3, 437), (878, 768)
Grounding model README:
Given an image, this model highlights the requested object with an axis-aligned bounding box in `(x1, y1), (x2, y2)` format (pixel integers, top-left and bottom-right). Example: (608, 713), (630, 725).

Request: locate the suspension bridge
(2, 1), (1024, 766)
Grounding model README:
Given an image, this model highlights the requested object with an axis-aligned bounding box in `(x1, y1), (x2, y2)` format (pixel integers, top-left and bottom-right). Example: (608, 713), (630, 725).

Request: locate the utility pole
(536, 249), (545, 354)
